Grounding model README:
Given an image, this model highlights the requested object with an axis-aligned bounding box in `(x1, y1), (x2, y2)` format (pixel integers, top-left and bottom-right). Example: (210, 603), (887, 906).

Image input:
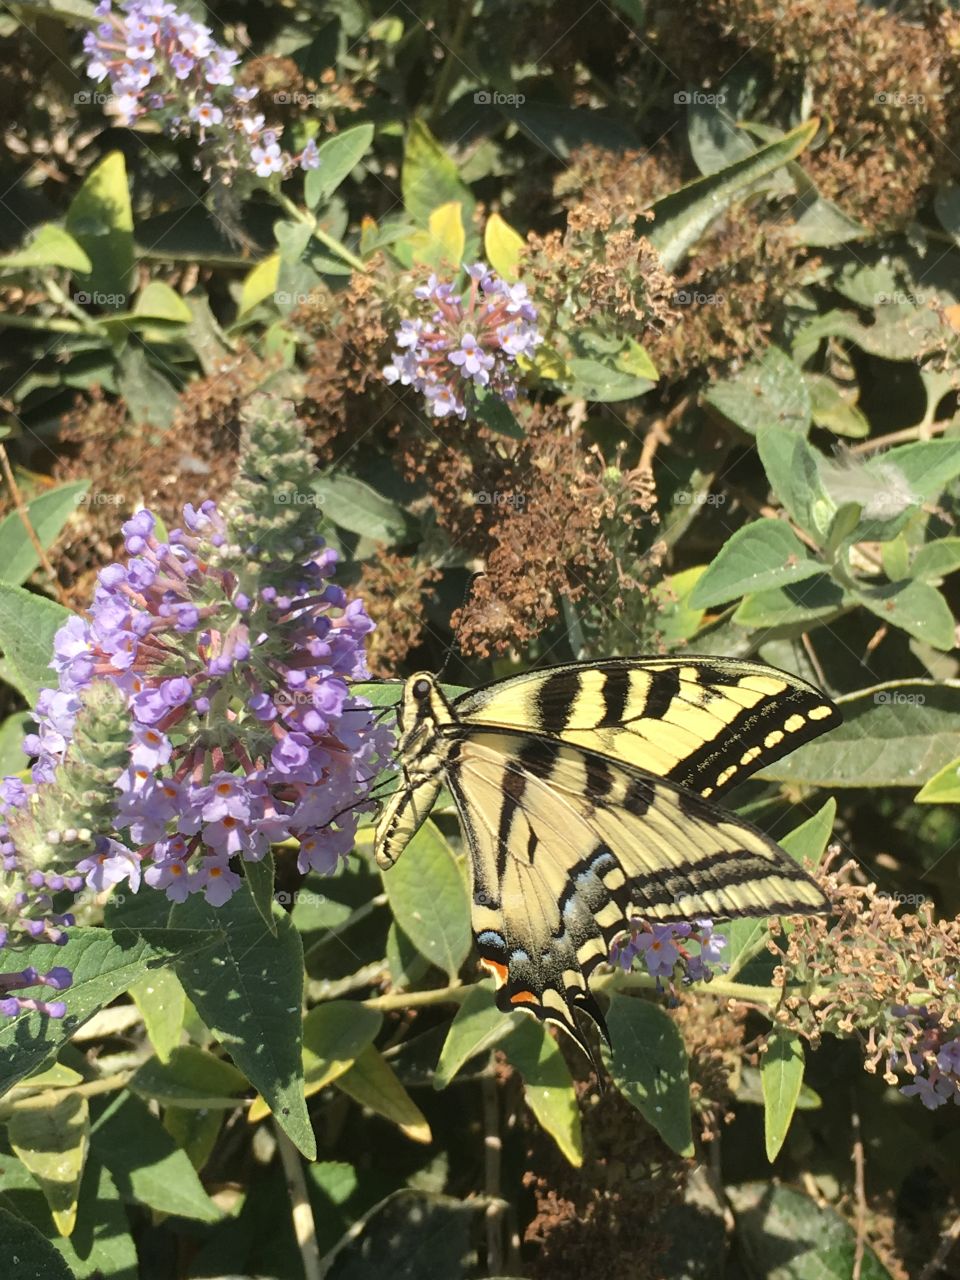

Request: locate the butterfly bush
(0, 395), (389, 1014)
(611, 918), (727, 985)
(82, 1), (319, 186)
(893, 1009), (960, 1110)
(383, 262), (542, 420)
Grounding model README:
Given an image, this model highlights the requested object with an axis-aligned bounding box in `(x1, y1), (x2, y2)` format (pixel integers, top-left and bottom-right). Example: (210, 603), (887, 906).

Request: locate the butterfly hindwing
(446, 729), (828, 1052)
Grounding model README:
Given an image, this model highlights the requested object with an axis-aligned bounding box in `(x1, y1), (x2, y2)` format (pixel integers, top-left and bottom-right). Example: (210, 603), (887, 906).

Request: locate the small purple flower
(383, 260), (541, 421)
(299, 137), (320, 171)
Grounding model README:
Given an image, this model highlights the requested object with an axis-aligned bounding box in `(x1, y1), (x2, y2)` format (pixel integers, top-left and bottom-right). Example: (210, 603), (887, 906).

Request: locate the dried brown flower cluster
(522, 1075), (685, 1280)
(652, 0), (960, 228)
(522, 206), (676, 346)
(51, 357), (266, 607)
(396, 406), (660, 657)
(672, 996), (746, 1143)
(769, 854), (960, 1083)
(647, 209), (819, 376)
(357, 551), (441, 673)
(554, 145), (683, 216)
(293, 266), (397, 461)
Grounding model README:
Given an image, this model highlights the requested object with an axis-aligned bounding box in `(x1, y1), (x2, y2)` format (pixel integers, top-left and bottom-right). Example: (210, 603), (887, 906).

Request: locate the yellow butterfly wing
(452, 657), (840, 800)
(447, 727), (828, 1053)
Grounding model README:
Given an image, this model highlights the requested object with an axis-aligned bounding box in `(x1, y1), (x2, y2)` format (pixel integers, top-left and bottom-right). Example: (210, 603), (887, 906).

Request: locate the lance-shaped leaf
(381, 819), (471, 982)
(604, 995), (693, 1156)
(502, 1018), (583, 1167)
(761, 1030), (805, 1162)
(9, 1090), (89, 1236)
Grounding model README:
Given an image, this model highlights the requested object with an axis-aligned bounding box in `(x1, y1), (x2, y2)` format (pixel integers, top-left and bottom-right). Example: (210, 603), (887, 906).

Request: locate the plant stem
(360, 973), (836, 1013)
(276, 1123), (323, 1280)
(274, 192), (366, 273)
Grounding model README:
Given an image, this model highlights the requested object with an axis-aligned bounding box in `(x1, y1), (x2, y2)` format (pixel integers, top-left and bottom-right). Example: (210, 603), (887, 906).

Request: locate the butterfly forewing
(452, 657), (839, 800)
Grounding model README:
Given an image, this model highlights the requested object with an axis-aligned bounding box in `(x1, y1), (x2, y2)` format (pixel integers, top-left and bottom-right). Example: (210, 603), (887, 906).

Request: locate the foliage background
(1, 0), (960, 1277)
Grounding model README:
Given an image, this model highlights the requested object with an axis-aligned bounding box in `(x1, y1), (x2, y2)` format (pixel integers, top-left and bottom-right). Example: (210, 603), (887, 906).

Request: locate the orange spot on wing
(479, 958), (509, 987)
(510, 990), (538, 1006)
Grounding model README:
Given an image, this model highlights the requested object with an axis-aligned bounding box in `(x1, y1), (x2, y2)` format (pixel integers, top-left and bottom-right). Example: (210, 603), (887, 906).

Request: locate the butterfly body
(374, 658), (840, 1055)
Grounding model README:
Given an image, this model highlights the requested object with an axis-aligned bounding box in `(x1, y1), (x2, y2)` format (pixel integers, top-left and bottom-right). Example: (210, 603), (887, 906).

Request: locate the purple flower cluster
(894, 1008), (960, 1109)
(82, 1), (319, 180)
(610, 918), (727, 985)
(26, 503), (389, 909)
(383, 262), (542, 420)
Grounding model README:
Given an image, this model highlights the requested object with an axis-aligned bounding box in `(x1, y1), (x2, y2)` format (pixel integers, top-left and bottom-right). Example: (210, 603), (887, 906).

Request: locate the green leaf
(402, 120), (475, 228)
(434, 983), (514, 1089)
(734, 574), (849, 629)
(381, 819), (471, 982)
(759, 681), (960, 788)
(756, 425), (834, 542)
(305, 123), (375, 208)
(563, 356), (654, 402)
(129, 1045), (248, 1108)
(915, 754), (960, 803)
(132, 280), (191, 324)
(172, 892), (316, 1159)
(115, 347), (179, 430)
(911, 537), (960, 583)
(473, 390), (524, 438)
(689, 520), (824, 608)
(484, 212), (524, 281)
(761, 1030), (805, 1162)
(321, 1189), (481, 1280)
(724, 799), (835, 979)
(0, 585), (70, 702)
(648, 119), (818, 270)
(616, 339), (659, 380)
(0, 1158), (136, 1280)
(805, 373), (869, 438)
(9, 1091), (89, 1236)
(65, 152), (135, 306)
(502, 1018), (583, 1167)
(781, 797), (836, 869)
(385, 921), (430, 991)
(852, 578), (956, 651)
(729, 1182), (895, 1279)
(335, 1044), (432, 1144)
(89, 1092), (221, 1221)
(0, 483), (88, 586)
(238, 253), (280, 316)
(786, 195), (869, 248)
(127, 968), (186, 1063)
(313, 473), (413, 544)
(244, 849), (278, 934)
(0, 224), (91, 274)
(0, 1205), (78, 1279)
(245, 999), (381, 1120)
(687, 97), (756, 176)
(409, 200), (466, 270)
(704, 346), (811, 437)
(0, 710), (31, 774)
(0, 927), (215, 1096)
(603, 995), (693, 1156)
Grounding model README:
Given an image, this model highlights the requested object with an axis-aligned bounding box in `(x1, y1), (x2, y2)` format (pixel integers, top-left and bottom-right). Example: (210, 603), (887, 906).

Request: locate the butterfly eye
(412, 678), (432, 701)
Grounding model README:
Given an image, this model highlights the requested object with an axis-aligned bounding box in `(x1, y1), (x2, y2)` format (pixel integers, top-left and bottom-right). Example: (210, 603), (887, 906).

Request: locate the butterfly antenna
(437, 570), (485, 683)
